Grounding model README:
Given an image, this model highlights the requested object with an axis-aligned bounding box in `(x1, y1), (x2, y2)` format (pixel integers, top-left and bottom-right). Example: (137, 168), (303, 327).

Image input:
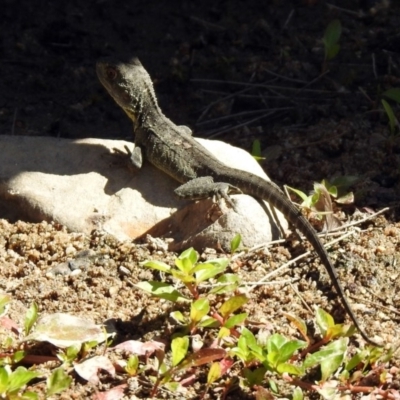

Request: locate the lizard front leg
(174, 176), (242, 211)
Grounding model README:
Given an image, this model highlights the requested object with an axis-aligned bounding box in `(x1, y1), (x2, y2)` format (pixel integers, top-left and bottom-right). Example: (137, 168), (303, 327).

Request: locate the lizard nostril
(106, 67), (118, 81)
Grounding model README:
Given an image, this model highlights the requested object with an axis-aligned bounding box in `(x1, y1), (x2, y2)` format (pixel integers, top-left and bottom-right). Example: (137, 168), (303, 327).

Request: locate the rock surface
(0, 135), (288, 250)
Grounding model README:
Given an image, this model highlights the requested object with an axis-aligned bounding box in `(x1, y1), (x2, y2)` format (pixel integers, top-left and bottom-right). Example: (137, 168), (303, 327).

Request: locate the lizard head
(96, 57), (158, 123)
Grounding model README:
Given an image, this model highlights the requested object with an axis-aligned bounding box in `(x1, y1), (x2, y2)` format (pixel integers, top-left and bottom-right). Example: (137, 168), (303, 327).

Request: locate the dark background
(1, 0), (399, 208)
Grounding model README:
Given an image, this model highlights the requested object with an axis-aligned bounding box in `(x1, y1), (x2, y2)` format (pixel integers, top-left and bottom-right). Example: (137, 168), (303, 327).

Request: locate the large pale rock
(0, 135), (288, 250)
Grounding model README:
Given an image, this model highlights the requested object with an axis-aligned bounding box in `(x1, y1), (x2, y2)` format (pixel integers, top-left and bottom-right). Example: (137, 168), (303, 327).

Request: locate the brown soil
(1, 0), (400, 398)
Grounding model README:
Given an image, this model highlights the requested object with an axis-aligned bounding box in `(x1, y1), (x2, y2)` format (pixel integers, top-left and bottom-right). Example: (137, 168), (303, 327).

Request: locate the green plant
(323, 19), (342, 62)
(134, 248), (394, 398)
(0, 365), (41, 400)
(286, 176), (357, 222)
(251, 139), (265, 162)
(382, 88), (400, 135)
(137, 247), (231, 299)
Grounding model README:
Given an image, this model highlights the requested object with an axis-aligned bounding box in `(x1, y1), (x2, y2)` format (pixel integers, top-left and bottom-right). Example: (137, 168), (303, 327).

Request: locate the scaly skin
(96, 57), (379, 346)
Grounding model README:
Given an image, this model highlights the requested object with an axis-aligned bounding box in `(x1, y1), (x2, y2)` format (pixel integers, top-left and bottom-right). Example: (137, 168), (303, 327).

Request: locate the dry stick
(192, 78), (339, 94)
(245, 230), (356, 294)
(372, 53), (378, 79)
(234, 206), (390, 261)
(289, 282), (314, 314)
(326, 3), (364, 17)
(208, 109), (292, 139)
(358, 86), (375, 105)
(233, 206), (389, 291)
(189, 15), (226, 31)
(196, 85), (257, 123)
(196, 108), (275, 126)
(263, 68), (309, 84)
(11, 108), (17, 136)
(198, 107), (294, 126)
(362, 291), (400, 317)
(198, 89), (320, 101)
(282, 9), (295, 30)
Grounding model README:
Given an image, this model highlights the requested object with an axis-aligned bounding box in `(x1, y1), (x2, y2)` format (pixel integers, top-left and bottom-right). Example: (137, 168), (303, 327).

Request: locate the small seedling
(138, 247), (230, 299)
(381, 88), (400, 136)
(251, 139), (266, 162)
(322, 19), (342, 72)
(323, 19), (342, 61)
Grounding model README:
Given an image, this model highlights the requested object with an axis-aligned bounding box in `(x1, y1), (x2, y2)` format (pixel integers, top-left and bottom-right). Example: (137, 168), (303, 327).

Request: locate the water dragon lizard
(96, 57), (379, 346)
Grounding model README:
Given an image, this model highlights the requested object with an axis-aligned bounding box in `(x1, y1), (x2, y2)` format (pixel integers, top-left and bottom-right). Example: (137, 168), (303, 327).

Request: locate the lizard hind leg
(174, 176), (242, 211)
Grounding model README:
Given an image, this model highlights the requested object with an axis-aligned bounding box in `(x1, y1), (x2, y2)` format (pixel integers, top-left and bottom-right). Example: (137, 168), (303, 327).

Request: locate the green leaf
(209, 274), (239, 295)
(324, 20), (342, 45)
(243, 367), (267, 386)
(218, 327), (231, 339)
(0, 294), (11, 317)
(346, 350), (368, 372)
(276, 362), (305, 376)
(193, 263), (226, 283)
(65, 343), (81, 362)
(171, 336), (189, 367)
(0, 366), (10, 394)
(230, 233), (242, 253)
(12, 351), (26, 364)
(141, 260), (171, 273)
(304, 338), (348, 381)
(320, 338), (348, 381)
(197, 317), (219, 328)
(46, 368), (72, 397)
(7, 367), (41, 394)
(383, 88), (400, 103)
(283, 313), (308, 340)
(382, 99), (397, 134)
(207, 362), (222, 385)
(286, 186), (309, 203)
(327, 44), (340, 60)
(18, 391), (39, 400)
(269, 379), (279, 393)
(190, 298), (210, 324)
(207, 258), (230, 269)
(175, 256), (194, 274)
(293, 386), (304, 400)
(251, 139), (262, 158)
(240, 328), (260, 353)
(134, 281), (189, 302)
(323, 20), (342, 61)
(266, 333), (287, 354)
(224, 313), (247, 329)
(170, 311), (187, 324)
(179, 247), (198, 265)
(315, 308), (335, 337)
(126, 355), (139, 376)
(276, 340), (307, 364)
(24, 303), (38, 336)
(219, 295), (249, 319)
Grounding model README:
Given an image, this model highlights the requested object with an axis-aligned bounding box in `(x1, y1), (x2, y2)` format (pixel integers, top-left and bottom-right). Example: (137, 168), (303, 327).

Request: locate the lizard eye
(106, 67), (118, 81)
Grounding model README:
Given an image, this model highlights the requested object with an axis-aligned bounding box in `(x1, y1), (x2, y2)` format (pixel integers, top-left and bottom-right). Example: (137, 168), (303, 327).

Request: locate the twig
(372, 53), (378, 78)
(191, 79), (340, 94)
(245, 230), (356, 293)
(196, 86), (256, 123)
(326, 3), (364, 17)
(263, 68), (308, 84)
(208, 109), (292, 138)
(358, 86), (375, 105)
(289, 282), (314, 313)
(11, 108), (18, 136)
(196, 108), (272, 126)
(190, 15), (226, 31)
(282, 9), (295, 30)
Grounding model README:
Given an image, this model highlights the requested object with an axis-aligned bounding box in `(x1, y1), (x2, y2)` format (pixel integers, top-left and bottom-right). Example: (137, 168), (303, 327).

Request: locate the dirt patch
(1, 0), (400, 398)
